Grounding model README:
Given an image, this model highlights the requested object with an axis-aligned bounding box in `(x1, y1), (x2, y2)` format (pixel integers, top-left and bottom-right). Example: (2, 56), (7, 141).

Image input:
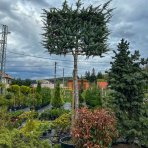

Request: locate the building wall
(67, 80), (108, 90)
(41, 83), (54, 89)
(67, 80), (89, 90)
(97, 81), (108, 89)
(67, 80), (73, 90)
(31, 80), (64, 89)
(1, 77), (12, 88)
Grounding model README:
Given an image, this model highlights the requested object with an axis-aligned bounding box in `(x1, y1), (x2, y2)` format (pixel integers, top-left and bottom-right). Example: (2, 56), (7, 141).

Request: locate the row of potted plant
(39, 108), (69, 121)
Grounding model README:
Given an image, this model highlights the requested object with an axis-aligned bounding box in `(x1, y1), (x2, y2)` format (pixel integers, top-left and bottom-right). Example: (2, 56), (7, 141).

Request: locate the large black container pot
(60, 136), (75, 148)
(112, 142), (142, 148)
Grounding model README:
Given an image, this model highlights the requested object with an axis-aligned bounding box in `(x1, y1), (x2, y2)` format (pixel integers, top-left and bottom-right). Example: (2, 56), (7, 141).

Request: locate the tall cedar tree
(52, 82), (63, 108)
(108, 39), (148, 144)
(36, 81), (41, 93)
(42, 0), (112, 113)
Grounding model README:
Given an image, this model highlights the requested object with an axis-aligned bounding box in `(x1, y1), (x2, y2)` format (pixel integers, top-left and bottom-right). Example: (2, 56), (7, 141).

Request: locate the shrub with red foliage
(71, 108), (118, 148)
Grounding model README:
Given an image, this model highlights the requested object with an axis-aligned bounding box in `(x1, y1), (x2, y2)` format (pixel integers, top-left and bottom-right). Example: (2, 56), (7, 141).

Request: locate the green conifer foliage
(108, 39), (148, 145)
(42, 0), (112, 112)
(85, 85), (102, 108)
(90, 68), (96, 83)
(36, 81), (41, 93)
(52, 82), (63, 108)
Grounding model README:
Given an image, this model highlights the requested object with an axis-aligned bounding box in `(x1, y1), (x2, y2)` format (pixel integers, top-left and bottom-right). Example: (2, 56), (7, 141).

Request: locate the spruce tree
(90, 68), (96, 83)
(85, 71), (90, 81)
(97, 72), (103, 79)
(108, 39), (148, 145)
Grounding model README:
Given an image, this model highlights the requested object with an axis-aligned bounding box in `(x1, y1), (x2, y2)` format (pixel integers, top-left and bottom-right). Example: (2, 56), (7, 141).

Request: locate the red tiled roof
(0, 71), (13, 79)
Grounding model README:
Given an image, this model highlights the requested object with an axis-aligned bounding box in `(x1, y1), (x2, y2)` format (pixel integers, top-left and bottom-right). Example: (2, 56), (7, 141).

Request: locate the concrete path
(17, 103), (71, 129)
(63, 102), (71, 110)
(37, 104), (51, 114)
(9, 107), (30, 113)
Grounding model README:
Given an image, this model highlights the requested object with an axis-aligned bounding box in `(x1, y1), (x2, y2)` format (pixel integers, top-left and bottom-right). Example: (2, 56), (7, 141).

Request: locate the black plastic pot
(48, 129), (52, 134)
(112, 142), (141, 148)
(60, 136), (75, 148)
(42, 132), (48, 137)
(141, 145), (147, 148)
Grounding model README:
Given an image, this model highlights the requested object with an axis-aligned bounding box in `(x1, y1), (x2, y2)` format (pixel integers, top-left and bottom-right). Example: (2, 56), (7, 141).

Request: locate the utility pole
(62, 68), (65, 98)
(63, 68), (64, 87)
(54, 62), (57, 88)
(0, 25), (10, 94)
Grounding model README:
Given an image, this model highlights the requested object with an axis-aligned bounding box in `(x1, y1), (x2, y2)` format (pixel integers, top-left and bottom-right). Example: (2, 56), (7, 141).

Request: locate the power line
(5, 64), (73, 69)
(5, 50), (111, 79)
(7, 50), (73, 62)
(5, 64), (109, 69)
(7, 50), (111, 64)
(7, 71), (72, 77)
(6, 61), (110, 66)
(5, 66), (110, 74)
(5, 64), (110, 70)
(5, 65), (54, 67)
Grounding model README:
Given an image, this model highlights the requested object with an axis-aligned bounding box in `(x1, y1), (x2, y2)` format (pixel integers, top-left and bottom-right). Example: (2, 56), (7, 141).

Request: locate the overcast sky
(0, 0), (147, 80)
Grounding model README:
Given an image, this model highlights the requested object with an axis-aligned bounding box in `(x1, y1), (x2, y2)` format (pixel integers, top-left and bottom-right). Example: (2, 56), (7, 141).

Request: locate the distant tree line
(84, 68), (107, 82)
(11, 71), (109, 87)
(11, 78), (35, 86)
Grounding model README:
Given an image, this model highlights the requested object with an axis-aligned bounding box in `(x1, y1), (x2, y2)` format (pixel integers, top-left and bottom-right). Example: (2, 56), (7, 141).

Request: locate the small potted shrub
(51, 113), (71, 144)
(61, 107), (117, 148)
(39, 108), (69, 120)
(60, 108), (117, 148)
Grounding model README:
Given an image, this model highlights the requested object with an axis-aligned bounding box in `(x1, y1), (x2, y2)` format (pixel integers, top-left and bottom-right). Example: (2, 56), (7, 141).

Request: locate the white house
(0, 71), (13, 88)
(31, 80), (64, 89)
(31, 80), (54, 89)
(41, 80), (54, 89)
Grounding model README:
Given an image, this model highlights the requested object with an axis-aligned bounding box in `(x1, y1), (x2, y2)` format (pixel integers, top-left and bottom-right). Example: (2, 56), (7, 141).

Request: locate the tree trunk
(73, 53), (79, 118)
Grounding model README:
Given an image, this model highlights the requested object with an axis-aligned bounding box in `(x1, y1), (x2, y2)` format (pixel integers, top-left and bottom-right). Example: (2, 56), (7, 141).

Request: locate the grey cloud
(1, 0), (148, 79)
(108, 0), (148, 58)
(25, 0), (51, 7)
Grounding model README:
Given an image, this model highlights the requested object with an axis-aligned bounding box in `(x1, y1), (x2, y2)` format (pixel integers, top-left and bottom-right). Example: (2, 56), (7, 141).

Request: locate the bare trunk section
(73, 53), (79, 118)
